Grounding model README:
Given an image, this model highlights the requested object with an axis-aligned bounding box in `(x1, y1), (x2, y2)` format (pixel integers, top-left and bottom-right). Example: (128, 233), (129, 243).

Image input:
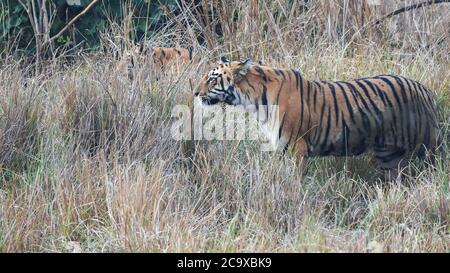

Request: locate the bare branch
(18, 0), (37, 36)
(45, 0), (99, 46)
(374, 0), (450, 25)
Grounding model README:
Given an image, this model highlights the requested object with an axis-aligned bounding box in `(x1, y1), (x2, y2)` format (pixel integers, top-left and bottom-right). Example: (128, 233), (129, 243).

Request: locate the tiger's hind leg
(374, 147), (407, 181)
(414, 132), (446, 168)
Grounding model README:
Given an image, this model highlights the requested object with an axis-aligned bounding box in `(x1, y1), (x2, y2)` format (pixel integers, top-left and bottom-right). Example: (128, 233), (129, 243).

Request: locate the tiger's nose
(194, 90), (200, 96)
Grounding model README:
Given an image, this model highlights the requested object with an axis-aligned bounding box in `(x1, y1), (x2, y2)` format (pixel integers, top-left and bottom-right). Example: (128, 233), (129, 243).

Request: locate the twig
(45, 0), (99, 46)
(374, 0), (450, 25)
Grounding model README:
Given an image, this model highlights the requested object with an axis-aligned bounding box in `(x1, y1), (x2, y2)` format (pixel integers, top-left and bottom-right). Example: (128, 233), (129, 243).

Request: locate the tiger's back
(151, 47), (193, 67)
(299, 74), (441, 169)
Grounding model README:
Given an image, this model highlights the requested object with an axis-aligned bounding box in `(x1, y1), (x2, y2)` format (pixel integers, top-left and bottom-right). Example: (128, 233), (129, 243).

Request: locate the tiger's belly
(306, 126), (376, 157)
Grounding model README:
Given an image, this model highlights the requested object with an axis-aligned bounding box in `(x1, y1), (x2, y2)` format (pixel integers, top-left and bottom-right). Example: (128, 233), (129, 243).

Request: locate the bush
(0, 0), (179, 55)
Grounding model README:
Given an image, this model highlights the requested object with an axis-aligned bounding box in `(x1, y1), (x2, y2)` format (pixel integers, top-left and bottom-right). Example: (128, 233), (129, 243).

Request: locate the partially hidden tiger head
(150, 47), (193, 67)
(194, 56), (258, 106)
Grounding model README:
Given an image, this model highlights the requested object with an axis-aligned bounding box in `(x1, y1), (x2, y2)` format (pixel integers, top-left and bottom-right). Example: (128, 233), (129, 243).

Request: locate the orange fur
(151, 47), (194, 69)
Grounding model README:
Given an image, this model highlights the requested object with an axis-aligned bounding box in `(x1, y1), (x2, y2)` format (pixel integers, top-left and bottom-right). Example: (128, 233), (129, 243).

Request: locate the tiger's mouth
(201, 96), (221, 105)
(200, 86), (236, 106)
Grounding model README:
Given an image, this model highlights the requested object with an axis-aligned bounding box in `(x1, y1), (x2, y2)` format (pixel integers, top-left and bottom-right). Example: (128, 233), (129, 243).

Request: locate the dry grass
(0, 0), (449, 252)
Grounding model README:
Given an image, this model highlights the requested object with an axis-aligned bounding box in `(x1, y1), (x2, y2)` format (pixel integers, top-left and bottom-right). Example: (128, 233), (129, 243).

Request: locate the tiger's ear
(218, 55), (230, 65)
(142, 42), (152, 55)
(134, 42), (143, 54)
(233, 58), (252, 82)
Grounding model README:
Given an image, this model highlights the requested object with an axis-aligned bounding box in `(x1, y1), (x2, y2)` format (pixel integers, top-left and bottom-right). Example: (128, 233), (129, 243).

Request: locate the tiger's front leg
(291, 139), (308, 175)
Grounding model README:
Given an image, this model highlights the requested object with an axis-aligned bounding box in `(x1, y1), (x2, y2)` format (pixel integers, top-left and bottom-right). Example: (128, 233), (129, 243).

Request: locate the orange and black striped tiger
(194, 56), (443, 177)
(151, 47), (195, 69)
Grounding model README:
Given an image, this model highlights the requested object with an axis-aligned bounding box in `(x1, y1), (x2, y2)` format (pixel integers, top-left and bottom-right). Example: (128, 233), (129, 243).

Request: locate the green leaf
(79, 0), (91, 7)
(13, 4), (24, 14)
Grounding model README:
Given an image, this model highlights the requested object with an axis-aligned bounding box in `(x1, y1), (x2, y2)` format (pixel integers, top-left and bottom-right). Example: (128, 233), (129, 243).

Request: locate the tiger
(194, 56), (443, 178)
(109, 44), (197, 81)
(150, 47), (195, 69)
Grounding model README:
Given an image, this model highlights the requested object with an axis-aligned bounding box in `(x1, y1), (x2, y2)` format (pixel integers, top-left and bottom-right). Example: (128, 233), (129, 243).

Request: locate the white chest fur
(253, 109), (283, 152)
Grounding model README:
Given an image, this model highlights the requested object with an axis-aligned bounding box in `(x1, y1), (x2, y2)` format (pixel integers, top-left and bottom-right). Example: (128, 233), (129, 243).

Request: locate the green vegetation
(0, 0), (178, 54)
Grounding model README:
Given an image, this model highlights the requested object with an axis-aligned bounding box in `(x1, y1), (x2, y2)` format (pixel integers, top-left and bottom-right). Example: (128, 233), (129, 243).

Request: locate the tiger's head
(194, 56), (253, 106)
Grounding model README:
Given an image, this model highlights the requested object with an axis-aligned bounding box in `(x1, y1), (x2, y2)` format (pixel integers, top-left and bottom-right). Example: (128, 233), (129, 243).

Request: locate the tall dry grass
(0, 0), (449, 252)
